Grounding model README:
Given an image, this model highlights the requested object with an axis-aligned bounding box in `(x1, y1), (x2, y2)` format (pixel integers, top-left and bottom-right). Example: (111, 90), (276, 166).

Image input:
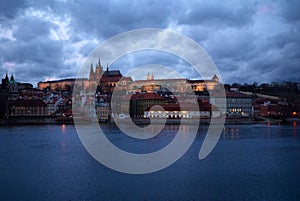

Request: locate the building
(0, 74), (10, 118)
(130, 93), (166, 118)
(88, 58), (104, 91)
(83, 97), (96, 119)
(9, 74), (19, 99)
(188, 74), (220, 92)
(46, 99), (56, 115)
(210, 92), (252, 116)
(143, 103), (198, 119)
(98, 68), (123, 94)
(128, 78), (188, 94)
(0, 73), (24, 117)
(118, 74), (220, 95)
(226, 92), (252, 116)
(38, 78), (78, 91)
(89, 58), (103, 82)
(37, 58), (104, 92)
(95, 95), (110, 121)
(18, 83), (33, 91)
(253, 98), (289, 118)
(10, 98), (48, 117)
(143, 101), (215, 119)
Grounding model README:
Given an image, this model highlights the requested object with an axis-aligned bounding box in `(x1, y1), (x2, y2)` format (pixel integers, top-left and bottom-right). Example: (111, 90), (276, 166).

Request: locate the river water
(0, 123), (299, 200)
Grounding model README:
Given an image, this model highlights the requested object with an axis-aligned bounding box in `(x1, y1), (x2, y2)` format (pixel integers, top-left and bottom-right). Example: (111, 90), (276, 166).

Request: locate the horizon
(2, 69), (300, 90)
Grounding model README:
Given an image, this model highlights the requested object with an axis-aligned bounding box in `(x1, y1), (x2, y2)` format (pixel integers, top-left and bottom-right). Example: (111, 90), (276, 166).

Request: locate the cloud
(0, 0), (299, 86)
(0, 0), (28, 19)
(176, 0), (256, 27)
(279, 0), (300, 22)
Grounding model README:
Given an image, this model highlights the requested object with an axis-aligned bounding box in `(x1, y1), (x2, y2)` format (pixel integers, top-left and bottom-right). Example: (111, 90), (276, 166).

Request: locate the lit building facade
(210, 92), (253, 116)
(130, 93), (166, 118)
(11, 99), (48, 116)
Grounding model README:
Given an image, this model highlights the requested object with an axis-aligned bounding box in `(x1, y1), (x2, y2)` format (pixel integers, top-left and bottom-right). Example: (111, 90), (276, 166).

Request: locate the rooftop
(11, 98), (47, 107)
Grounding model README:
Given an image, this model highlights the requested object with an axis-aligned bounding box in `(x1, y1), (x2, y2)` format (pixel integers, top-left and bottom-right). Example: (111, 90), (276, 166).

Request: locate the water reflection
(60, 141), (67, 152)
(267, 122), (271, 138)
(222, 127), (239, 140)
(293, 121), (297, 137)
(0, 124), (299, 200)
(221, 122), (300, 140)
(61, 124), (66, 133)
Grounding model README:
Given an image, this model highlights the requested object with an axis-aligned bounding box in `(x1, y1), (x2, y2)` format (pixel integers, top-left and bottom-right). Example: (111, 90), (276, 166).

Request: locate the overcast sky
(0, 0), (299, 86)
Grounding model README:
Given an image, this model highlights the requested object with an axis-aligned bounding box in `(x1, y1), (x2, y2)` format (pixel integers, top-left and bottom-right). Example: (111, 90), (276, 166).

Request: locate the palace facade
(38, 58), (221, 95)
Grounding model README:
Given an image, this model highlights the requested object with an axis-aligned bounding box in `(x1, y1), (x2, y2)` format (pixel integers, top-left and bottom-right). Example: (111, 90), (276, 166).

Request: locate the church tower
(212, 74), (219, 83)
(89, 63), (94, 80)
(2, 73), (9, 89)
(95, 58), (103, 81)
(9, 73), (19, 99)
(147, 72), (150, 80)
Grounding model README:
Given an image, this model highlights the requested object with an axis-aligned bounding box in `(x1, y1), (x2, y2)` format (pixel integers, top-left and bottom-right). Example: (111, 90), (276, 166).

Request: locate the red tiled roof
(11, 99), (47, 107)
(102, 70), (122, 77)
(131, 93), (165, 101)
(146, 103), (181, 111)
(120, 77), (133, 81)
(226, 92), (252, 98)
(212, 92), (252, 98)
(100, 76), (122, 82)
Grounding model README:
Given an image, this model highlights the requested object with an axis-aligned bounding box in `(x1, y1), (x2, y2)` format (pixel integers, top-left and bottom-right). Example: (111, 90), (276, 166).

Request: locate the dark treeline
(225, 81), (300, 98)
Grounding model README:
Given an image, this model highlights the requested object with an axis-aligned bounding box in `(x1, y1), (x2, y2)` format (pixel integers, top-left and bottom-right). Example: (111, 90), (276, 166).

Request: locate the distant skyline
(0, 0), (299, 86)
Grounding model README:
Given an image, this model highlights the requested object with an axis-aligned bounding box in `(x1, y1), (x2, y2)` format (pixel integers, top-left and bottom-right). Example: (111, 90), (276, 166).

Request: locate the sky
(0, 0), (299, 86)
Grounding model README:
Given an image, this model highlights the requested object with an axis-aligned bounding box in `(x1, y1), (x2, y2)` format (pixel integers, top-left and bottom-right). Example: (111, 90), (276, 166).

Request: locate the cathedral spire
(10, 73), (14, 81)
(98, 58), (101, 67)
(89, 63), (94, 80)
(4, 72), (9, 84)
(90, 63), (94, 74)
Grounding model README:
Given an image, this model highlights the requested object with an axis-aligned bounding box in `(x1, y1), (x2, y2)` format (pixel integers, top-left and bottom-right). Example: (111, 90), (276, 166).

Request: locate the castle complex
(37, 58), (221, 95)
(35, 58), (222, 120)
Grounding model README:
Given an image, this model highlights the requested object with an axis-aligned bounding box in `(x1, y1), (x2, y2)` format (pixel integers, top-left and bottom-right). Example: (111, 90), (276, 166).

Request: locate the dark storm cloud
(0, 0), (299, 85)
(0, 0), (28, 19)
(279, 0), (300, 22)
(109, 50), (196, 77)
(176, 0), (256, 27)
(66, 0), (176, 38)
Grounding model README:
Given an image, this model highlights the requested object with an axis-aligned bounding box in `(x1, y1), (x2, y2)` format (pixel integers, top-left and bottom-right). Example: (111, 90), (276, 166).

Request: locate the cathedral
(89, 58), (123, 93)
(89, 58), (103, 81)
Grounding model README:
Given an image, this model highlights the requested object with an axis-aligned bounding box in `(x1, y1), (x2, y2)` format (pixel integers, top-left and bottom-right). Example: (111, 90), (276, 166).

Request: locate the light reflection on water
(0, 123), (299, 201)
(61, 124), (66, 133)
(222, 127), (239, 140)
(293, 121), (297, 137)
(220, 122), (299, 141)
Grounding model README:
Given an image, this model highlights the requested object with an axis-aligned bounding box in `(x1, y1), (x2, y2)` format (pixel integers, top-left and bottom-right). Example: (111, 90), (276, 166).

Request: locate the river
(0, 123), (299, 200)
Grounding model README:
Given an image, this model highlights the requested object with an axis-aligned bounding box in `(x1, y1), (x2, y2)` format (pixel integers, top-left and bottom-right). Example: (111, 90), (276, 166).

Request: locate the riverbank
(0, 117), (57, 126)
(1, 116), (298, 126)
(130, 117), (255, 125)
